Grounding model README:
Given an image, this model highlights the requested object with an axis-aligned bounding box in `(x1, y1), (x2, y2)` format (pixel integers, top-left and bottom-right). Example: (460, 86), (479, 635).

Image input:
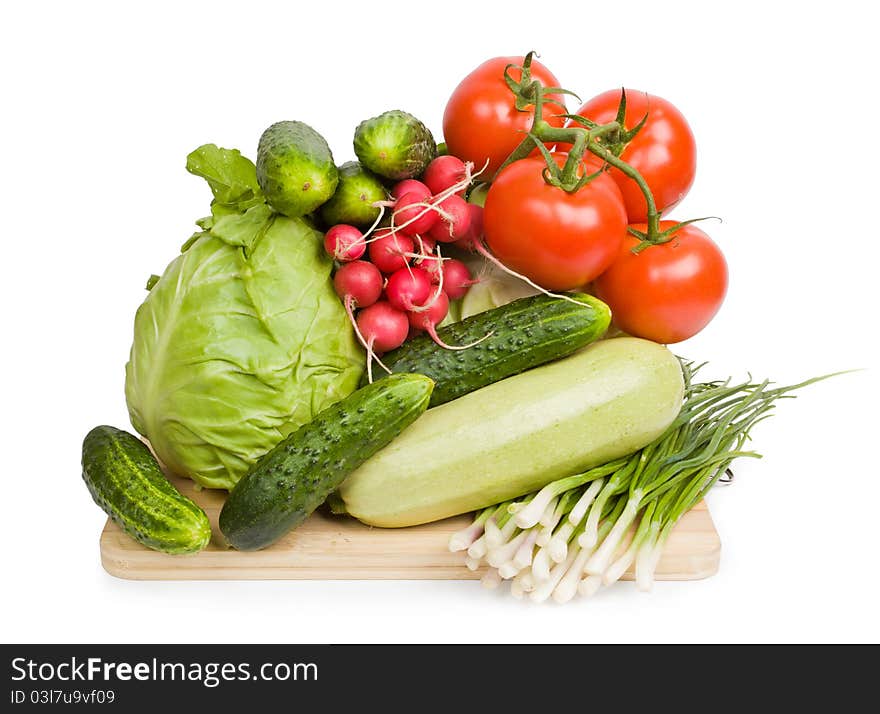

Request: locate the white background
(2, 0), (877, 644)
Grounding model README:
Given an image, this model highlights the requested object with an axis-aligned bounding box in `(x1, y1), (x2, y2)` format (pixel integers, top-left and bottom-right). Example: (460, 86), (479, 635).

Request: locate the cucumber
(374, 293), (611, 406)
(319, 161), (387, 227)
(353, 110), (437, 180)
(256, 121), (338, 218)
(219, 373), (433, 550)
(339, 338), (685, 527)
(82, 426), (211, 554)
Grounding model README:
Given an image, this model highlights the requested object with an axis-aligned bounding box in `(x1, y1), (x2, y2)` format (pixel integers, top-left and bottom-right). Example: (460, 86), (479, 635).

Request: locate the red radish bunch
(323, 154), (486, 378)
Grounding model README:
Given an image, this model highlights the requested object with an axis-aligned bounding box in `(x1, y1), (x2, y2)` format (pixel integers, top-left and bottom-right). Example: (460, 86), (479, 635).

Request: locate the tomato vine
(494, 52), (698, 248)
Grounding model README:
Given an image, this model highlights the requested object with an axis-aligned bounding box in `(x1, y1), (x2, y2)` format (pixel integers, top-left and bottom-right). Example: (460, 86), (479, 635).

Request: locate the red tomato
(571, 89), (696, 223)
(443, 56), (566, 176)
(593, 222), (728, 344)
(483, 156), (627, 291)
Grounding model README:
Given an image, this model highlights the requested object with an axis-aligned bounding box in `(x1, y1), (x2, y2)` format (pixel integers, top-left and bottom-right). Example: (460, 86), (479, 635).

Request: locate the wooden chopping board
(100, 474), (721, 581)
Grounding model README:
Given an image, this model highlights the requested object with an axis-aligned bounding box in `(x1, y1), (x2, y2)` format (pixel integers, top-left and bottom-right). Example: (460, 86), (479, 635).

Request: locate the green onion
(448, 361), (845, 602)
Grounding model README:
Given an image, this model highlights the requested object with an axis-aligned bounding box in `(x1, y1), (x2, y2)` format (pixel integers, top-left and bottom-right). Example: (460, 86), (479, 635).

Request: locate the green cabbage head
(125, 144), (363, 490)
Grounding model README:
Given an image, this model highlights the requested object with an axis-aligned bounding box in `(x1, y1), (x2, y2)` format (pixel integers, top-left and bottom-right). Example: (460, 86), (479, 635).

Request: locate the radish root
(344, 295), (391, 384)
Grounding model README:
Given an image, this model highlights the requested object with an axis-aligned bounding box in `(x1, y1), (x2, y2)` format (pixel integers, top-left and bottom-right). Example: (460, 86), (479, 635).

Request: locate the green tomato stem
(499, 59), (664, 241)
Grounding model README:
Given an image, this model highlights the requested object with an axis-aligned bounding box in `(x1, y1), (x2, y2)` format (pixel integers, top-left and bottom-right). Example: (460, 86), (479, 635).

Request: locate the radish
(333, 260), (383, 308)
(394, 190), (439, 236)
(324, 224), (366, 262)
(391, 179), (431, 202)
(439, 258), (475, 300)
(385, 267), (432, 312)
(408, 290), (450, 333)
(413, 235), (436, 256)
(368, 229), (414, 274)
(416, 253), (444, 283)
(335, 263), (393, 384)
(357, 301), (410, 353)
(427, 194), (471, 243)
(423, 155), (469, 197)
(409, 285), (493, 351)
(455, 203), (484, 251)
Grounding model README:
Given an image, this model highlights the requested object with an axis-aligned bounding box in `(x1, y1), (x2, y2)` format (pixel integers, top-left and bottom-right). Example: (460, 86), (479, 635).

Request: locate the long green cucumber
(219, 373), (433, 551)
(82, 426), (211, 554)
(340, 338), (684, 527)
(373, 293), (611, 406)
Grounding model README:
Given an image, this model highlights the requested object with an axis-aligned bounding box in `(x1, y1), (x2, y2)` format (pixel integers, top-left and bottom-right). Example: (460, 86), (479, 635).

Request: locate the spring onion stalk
(550, 517), (597, 602)
(464, 555), (481, 571)
(578, 573), (605, 598)
(513, 460), (623, 529)
(576, 496), (627, 580)
(549, 522), (576, 563)
(548, 497), (590, 563)
(535, 525), (554, 549)
(467, 533), (490, 560)
(483, 517), (503, 548)
(584, 488), (643, 575)
(603, 525), (648, 585)
(517, 570), (536, 593)
(514, 490), (558, 530)
(580, 459), (637, 548)
(467, 503), (512, 556)
(539, 495), (564, 529)
(512, 528), (539, 570)
(488, 529), (529, 568)
(498, 560), (523, 580)
(568, 477), (604, 526)
(498, 515), (519, 545)
(560, 517), (619, 597)
(481, 567), (502, 589)
(449, 506), (498, 552)
(604, 500), (657, 585)
(536, 492), (578, 547)
(603, 545), (636, 586)
(484, 503), (519, 548)
(510, 577), (525, 599)
(530, 545), (581, 603)
(534, 497), (562, 546)
(531, 546), (553, 582)
(553, 547), (593, 603)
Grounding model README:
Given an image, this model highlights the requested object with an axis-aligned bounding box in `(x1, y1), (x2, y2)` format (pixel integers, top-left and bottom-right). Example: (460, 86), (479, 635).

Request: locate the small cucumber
(374, 293), (611, 406)
(353, 110), (436, 180)
(82, 426), (211, 554)
(256, 120), (338, 218)
(319, 161), (387, 227)
(219, 373), (433, 551)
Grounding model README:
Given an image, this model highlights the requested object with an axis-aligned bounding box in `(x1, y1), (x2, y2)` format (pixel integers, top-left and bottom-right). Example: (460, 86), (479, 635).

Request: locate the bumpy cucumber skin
(340, 338), (685, 527)
(82, 426), (211, 554)
(374, 293), (611, 406)
(256, 121), (339, 218)
(319, 161), (387, 227)
(219, 374), (433, 551)
(353, 110), (437, 180)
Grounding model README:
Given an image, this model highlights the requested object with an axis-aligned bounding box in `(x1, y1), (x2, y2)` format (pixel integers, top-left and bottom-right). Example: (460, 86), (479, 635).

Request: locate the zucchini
(82, 426), (211, 554)
(339, 338), (684, 527)
(219, 373), (433, 550)
(374, 293), (610, 406)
